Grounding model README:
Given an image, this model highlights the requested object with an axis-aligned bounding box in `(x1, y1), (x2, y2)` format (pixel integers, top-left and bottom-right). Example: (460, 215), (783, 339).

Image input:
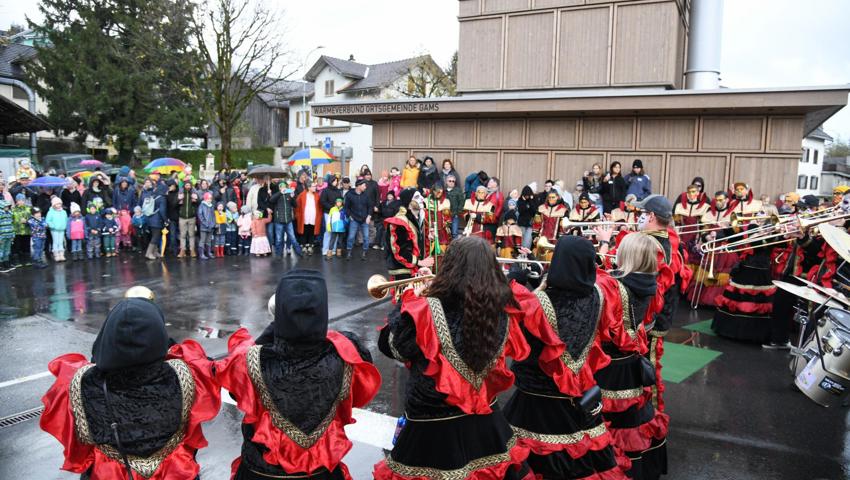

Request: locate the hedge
(149, 148), (276, 170)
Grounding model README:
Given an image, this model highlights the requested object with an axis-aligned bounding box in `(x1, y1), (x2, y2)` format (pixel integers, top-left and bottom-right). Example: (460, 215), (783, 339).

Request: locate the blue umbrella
(29, 175), (67, 188)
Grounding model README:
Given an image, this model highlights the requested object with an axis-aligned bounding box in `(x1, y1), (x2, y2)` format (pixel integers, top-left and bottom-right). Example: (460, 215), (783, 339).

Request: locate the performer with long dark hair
(218, 270), (381, 480)
(375, 236), (533, 480)
(505, 235), (630, 479)
(40, 296), (221, 480)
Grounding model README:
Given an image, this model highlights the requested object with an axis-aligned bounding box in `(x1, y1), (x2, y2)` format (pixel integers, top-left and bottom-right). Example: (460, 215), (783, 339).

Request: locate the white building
(798, 127), (831, 196)
(289, 54), (442, 177)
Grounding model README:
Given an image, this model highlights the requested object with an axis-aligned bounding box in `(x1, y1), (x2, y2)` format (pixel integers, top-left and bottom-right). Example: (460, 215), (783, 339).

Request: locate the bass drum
(795, 328), (850, 407)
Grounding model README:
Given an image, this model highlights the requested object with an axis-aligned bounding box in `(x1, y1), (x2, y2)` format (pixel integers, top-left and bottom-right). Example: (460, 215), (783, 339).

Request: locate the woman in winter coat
(295, 182), (322, 255)
(516, 185), (538, 249)
(82, 177), (112, 211)
(601, 161), (628, 214)
(319, 176), (342, 255)
(417, 156), (440, 191)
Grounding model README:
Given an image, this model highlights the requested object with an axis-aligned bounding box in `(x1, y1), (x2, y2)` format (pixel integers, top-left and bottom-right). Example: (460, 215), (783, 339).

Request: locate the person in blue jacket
(144, 183), (169, 260)
(624, 159), (652, 201)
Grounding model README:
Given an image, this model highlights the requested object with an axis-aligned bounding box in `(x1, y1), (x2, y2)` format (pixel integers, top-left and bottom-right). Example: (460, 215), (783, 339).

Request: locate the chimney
(685, 0), (724, 89)
(348, 54), (355, 61)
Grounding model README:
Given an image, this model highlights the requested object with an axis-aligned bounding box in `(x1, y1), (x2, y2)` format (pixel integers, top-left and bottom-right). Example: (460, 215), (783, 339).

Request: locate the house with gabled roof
(289, 54), (444, 176)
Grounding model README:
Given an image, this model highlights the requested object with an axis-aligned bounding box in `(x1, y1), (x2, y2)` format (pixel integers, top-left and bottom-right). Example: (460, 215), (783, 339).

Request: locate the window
(304, 111), (310, 127)
(11, 85), (28, 100)
(296, 111), (310, 128)
(295, 111), (300, 128)
(797, 175), (807, 189)
(801, 148), (809, 163)
(319, 117), (324, 127)
(813, 150), (819, 165)
(324, 80), (334, 97)
(810, 176), (819, 190)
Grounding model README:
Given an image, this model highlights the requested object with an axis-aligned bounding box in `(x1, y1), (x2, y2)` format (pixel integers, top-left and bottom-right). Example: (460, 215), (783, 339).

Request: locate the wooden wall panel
(766, 117), (804, 153)
(483, 0), (530, 14)
(552, 153), (605, 191)
(612, 1), (681, 86)
(458, 18), (504, 91)
(666, 154), (728, 197)
(557, 7), (611, 87)
(372, 121), (390, 148)
(637, 117), (697, 151)
(412, 150), (452, 163)
(700, 117), (765, 152)
(480, 119), (526, 148)
(391, 120), (431, 147)
(434, 120), (476, 147)
(580, 118), (635, 150)
(455, 151), (501, 179)
(459, 0), (480, 17)
(372, 150), (410, 179)
(535, 0), (584, 7)
(505, 12), (556, 89)
(731, 155), (798, 197)
(609, 153), (666, 195)
(502, 152), (549, 191)
(527, 119), (578, 149)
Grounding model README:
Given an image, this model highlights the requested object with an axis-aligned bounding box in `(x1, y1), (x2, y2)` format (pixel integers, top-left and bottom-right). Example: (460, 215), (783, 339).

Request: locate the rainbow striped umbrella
(288, 148), (334, 167)
(144, 157), (187, 174)
(72, 171), (95, 182)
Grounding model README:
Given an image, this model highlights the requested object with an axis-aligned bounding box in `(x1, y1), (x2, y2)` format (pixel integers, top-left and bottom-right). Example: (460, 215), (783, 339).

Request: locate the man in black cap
(219, 270), (381, 480)
(344, 179), (372, 260)
(624, 159), (652, 201)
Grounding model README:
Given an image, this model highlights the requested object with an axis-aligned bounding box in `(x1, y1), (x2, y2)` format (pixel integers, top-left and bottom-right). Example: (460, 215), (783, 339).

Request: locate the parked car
(176, 144), (201, 151)
(41, 153), (119, 178)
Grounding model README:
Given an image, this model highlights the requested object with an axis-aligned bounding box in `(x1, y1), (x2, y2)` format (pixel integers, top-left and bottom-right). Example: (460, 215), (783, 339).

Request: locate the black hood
(273, 269), (328, 343)
(548, 236), (596, 296)
(521, 186), (534, 198)
(91, 298), (169, 371)
(616, 271), (657, 299)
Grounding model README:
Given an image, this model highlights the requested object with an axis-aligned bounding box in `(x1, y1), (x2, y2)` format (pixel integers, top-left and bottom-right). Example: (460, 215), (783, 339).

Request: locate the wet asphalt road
(1, 253), (849, 479)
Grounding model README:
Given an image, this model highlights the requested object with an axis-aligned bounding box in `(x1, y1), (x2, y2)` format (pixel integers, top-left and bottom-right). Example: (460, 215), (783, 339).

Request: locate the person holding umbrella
(143, 183), (169, 260)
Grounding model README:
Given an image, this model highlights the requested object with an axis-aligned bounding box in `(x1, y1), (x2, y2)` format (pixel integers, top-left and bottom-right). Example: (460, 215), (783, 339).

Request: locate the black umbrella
(247, 165), (287, 178)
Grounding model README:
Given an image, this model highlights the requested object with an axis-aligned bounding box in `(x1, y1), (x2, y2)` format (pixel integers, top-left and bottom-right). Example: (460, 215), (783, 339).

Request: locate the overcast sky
(3, 0), (849, 139)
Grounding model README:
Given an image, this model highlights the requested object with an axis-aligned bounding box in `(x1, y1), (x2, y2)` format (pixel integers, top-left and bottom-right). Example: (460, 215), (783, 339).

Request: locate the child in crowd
(197, 192), (215, 260)
(101, 208), (119, 257)
(378, 170), (390, 202)
(214, 202), (227, 258)
(236, 205), (253, 256)
(250, 210), (272, 257)
(27, 207), (48, 268)
(84, 204), (103, 259)
(66, 203), (86, 261)
(375, 190), (398, 251)
(117, 207), (133, 251)
(11, 194), (31, 266)
(325, 197), (348, 260)
(131, 206), (147, 251)
(495, 208), (523, 259)
(46, 196), (68, 262)
(388, 167), (401, 198)
(0, 200), (13, 270)
(225, 201), (239, 255)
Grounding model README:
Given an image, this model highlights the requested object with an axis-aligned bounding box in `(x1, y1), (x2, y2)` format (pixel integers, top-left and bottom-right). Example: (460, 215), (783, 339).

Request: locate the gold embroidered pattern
(649, 337), (659, 408)
(616, 281), (638, 340)
(384, 435), (518, 480)
(426, 297), (507, 390)
(246, 345), (352, 449)
(601, 387), (644, 400)
(387, 331), (405, 363)
(534, 286), (604, 374)
(70, 360), (196, 478)
(511, 422), (607, 445)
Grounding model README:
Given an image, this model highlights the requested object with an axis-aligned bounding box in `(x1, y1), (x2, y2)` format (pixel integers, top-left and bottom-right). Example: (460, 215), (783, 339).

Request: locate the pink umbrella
(79, 159), (104, 167)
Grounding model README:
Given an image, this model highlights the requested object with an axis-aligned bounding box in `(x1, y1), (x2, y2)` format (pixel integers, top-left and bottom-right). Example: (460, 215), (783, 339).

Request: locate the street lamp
(302, 46), (325, 147)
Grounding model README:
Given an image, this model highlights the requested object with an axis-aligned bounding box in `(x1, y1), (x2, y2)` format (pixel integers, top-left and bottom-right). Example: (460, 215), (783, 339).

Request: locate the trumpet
(367, 274), (435, 300)
(561, 219), (639, 230)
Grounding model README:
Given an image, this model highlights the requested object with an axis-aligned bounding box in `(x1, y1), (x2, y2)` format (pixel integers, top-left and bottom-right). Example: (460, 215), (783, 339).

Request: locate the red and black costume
(385, 190), (424, 283)
(218, 270), (381, 480)
(40, 298), (221, 480)
(464, 193), (497, 243)
(685, 200), (737, 307)
(595, 270), (669, 480)
(375, 289), (533, 479)
(673, 191), (710, 247)
(506, 237), (630, 479)
(423, 193), (452, 263)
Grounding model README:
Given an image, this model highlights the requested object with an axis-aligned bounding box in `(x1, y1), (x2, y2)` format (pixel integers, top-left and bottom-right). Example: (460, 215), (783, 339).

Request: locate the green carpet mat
(682, 319), (715, 336)
(662, 342), (722, 383)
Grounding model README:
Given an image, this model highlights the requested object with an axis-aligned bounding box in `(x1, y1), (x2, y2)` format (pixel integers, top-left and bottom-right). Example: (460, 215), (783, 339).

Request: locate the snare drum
(817, 308), (850, 341)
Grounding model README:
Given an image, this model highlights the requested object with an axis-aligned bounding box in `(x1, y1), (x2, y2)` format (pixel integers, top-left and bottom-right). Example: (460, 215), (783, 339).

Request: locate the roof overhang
(310, 85), (850, 136)
(0, 94), (52, 135)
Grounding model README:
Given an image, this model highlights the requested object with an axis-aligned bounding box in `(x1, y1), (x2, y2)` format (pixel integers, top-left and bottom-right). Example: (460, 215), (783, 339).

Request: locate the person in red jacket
(40, 296), (221, 480)
(218, 270), (381, 480)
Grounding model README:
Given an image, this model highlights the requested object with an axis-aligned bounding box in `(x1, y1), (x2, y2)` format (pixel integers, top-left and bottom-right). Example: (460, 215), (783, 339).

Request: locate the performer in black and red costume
(595, 232), (669, 480)
(40, 296), (221, 480)
(218, 270), (381, 480)
(375, 236), (533, 480)
(385, 188), (433, 285)
(506, 235), (631, 479)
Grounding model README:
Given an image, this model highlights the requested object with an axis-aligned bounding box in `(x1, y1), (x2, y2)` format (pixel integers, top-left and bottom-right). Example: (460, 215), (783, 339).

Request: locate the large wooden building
(313, 0), (849, 197)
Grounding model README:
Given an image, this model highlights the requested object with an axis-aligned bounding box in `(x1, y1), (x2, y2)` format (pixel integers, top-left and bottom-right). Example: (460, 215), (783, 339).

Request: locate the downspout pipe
(0, 77), (38, 157)
(685, 0), (724, 90)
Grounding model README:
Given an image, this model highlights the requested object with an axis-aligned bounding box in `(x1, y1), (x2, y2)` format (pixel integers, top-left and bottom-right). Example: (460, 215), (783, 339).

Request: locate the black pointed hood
(91, 298), (169, 371)
(547, 235), (596, 296)
(273, 269), (328, 343)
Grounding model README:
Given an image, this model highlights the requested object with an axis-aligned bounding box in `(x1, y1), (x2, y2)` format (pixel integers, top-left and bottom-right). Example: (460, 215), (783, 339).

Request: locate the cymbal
(772, 280), (843, 307)
(818, 224), (850, 265)
(790, 276), (850, 307)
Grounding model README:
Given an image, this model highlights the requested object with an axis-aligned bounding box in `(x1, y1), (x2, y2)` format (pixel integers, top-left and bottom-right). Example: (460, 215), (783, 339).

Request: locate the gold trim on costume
(425, 297), (507, 390)
(246, 345), (352, 449)
(616, 281), (638, 340)
(70, 360), (196, 478)
(728, 280), (776, 291)
(384, 435), (518, 480)
(649, 337), (659, 409)
(534, 286), (603, 374)
(387, 331), (406, 363)
(511, 422), (607, 446)
(601, 387), (644, 400)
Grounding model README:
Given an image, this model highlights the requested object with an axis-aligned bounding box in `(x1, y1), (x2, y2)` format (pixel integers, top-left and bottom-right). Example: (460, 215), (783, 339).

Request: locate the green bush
(149, 148), (276, 171)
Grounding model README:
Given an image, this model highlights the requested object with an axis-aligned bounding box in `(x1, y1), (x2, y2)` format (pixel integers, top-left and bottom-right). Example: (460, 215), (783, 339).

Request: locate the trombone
(367, 274), (435, 300)
(700, 211), (850, 254)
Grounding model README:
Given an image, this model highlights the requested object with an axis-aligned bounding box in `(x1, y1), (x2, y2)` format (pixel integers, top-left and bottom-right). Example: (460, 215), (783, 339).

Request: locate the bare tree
(394, 54), (457, 99)
(191, 0), (293, 167)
